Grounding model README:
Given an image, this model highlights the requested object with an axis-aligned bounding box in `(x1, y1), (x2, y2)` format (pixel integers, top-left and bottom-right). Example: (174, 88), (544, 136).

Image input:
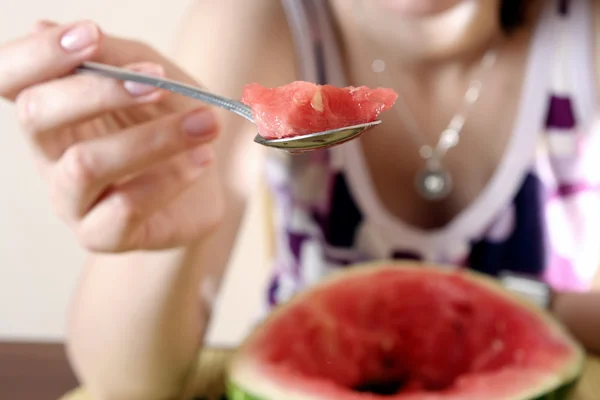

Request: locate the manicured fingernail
(123, 64), (164, 97)
(182, 110), (217, 138)
(60, 22), (99, 52)
(189, 146), (214, 166)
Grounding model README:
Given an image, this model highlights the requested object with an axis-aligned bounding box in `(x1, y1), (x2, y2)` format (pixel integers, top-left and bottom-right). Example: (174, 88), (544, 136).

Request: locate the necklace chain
(350, 0), (500, 200)
(370, 49), (498, 200)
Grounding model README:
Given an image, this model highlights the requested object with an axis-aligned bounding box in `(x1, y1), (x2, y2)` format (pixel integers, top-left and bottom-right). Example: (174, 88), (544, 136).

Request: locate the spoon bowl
(76, 62), (380, 153)
(252, 121), (380, 154)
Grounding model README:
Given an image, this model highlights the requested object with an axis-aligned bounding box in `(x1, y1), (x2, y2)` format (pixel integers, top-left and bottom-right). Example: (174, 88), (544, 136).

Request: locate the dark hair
(500, 0), (530, 34)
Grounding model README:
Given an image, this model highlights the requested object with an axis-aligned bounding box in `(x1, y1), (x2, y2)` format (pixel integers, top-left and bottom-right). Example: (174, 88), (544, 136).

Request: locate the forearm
(62, 0), (288, 396)
(65, 189), (249, 400)
(552, 290), (600, 354)
(66, 246), (210, 400)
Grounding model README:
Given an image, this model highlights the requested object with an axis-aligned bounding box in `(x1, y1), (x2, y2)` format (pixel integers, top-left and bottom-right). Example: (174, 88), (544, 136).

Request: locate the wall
(0, 0), (270, 347)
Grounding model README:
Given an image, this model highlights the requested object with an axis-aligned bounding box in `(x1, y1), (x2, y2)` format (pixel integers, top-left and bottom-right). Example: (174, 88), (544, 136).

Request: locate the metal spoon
(75, 62), (380, 154)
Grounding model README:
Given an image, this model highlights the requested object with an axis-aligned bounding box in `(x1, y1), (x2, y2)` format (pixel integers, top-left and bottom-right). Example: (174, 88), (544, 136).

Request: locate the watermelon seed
(380, 337), (394, 352)
(310, 90), (324, 113)
(353, 379), (406, 396)
(492, 339), (504, 352)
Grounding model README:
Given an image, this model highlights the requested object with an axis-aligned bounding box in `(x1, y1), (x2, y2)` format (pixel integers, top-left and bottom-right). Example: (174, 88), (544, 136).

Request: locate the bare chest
(356, 64), (526, 230)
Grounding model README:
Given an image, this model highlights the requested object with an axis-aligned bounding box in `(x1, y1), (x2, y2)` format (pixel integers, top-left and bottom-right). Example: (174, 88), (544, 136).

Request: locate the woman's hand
(0, 20), (224, 252)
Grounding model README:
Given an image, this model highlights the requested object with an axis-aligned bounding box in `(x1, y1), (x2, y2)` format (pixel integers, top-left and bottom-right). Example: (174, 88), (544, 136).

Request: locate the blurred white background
(0, 0), (270, 347)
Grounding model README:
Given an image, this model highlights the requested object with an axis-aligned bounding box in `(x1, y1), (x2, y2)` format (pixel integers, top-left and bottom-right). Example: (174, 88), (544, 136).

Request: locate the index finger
(0, 20), (103, 100)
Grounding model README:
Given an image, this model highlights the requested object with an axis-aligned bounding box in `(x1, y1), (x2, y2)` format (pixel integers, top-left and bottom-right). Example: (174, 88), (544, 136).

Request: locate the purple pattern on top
(555, 182), (595, 198)
(262, 0), (599, 311)
(288, 231), (309, 261)
(267, 274), (280, 306)
(545, 253), (587, 292)
(391, 251), (422, 261)
(546, 96), (576, 129)
(559, 0), (570, 15)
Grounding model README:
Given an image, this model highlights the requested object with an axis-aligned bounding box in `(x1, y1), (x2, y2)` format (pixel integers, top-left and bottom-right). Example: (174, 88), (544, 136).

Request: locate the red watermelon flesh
(241, 82), (398, 139)
(229, 264), (583, 400)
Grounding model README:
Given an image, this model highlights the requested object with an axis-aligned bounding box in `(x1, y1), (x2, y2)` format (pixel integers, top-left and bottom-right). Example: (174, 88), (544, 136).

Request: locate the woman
(1, 0), (599, 398)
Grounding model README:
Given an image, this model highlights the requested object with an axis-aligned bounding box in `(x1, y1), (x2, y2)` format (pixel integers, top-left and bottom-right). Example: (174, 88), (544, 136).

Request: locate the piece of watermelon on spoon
(241, 81), (398, 140)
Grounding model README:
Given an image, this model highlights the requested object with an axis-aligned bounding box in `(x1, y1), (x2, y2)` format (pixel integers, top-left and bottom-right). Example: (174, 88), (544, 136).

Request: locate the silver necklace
(370, 50), (498, 201)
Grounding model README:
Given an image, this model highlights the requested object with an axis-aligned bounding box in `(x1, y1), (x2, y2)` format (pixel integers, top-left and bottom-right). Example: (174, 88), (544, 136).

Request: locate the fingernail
(60, 22), (99, 52)
(189, 146), (214, 166)
(123, 64), (164, 97)
(182, 110), (217, 138)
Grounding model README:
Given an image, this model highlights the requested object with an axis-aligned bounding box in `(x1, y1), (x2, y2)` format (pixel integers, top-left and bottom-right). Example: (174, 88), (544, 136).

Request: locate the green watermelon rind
(227, 377), (579, 400)
(227, 261), (586, 400)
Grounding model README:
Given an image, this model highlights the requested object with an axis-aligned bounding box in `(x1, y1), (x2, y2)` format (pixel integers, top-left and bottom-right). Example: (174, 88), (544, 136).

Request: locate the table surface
(60, 347), (600, 400)
(0, 341), (79, 400)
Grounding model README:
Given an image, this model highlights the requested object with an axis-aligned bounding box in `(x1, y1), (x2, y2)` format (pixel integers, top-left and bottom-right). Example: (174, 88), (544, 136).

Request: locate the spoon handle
(76, 62), (255, 123)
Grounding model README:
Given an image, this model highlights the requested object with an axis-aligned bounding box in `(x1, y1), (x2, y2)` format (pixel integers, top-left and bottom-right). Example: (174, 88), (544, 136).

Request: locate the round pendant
(415, 168), (452, 201)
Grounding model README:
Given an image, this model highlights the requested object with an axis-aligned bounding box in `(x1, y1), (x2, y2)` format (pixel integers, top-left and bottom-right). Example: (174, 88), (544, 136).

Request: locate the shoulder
(171, 0), (296, 97)
(168, 0), (297, 163)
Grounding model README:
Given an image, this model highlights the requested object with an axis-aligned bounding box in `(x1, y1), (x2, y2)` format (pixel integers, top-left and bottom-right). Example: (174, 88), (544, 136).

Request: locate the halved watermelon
(241, 82), (398, 139)
(228, 262), (584, 400)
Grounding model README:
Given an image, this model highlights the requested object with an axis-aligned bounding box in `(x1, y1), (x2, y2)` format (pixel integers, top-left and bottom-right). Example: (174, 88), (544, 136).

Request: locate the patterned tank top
(262, 0), (599, 313)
